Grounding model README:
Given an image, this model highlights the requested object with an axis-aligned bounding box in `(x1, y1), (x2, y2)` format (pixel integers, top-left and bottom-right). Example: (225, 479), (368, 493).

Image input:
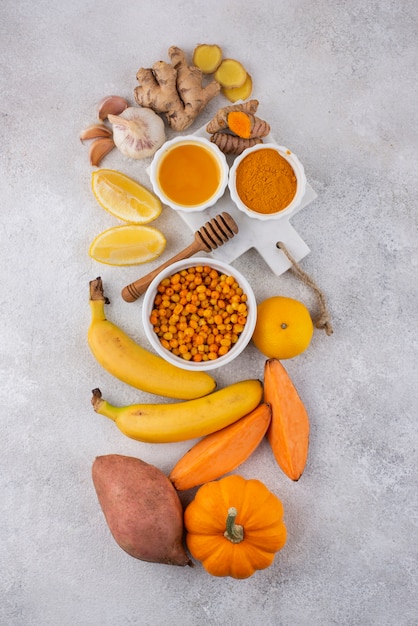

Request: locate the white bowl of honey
(149, 135), (229, 212)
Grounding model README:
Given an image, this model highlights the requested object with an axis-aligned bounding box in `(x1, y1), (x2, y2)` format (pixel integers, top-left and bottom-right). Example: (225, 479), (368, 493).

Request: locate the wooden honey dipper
(121, 212), (239, 302)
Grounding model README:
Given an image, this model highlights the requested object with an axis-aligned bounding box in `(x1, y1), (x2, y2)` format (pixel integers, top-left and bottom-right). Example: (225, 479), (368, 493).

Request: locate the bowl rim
(142, 256), (257, 371)
(149, 135), (229, 213)
(228, 142), (307, 221)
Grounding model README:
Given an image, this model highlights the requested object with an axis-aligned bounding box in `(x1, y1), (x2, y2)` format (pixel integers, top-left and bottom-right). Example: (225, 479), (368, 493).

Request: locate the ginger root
(134, 46), (221, 132)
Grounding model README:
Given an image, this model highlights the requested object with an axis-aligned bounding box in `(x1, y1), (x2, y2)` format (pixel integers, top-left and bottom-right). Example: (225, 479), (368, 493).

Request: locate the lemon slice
(89, 225), (166, 266)
(91, 169), (162, 223)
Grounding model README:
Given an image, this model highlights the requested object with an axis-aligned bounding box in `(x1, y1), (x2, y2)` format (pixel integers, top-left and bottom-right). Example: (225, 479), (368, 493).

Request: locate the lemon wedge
(89, 225), (166, 266)
(91, 169), (162, 223)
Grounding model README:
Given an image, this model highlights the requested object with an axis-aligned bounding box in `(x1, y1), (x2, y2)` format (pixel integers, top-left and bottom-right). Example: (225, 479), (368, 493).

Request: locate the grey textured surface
(2, 1), (417, 625)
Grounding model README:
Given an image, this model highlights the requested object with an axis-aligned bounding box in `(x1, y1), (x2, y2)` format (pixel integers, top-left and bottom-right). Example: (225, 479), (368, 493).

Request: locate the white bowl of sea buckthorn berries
(142, 257), (257, 371)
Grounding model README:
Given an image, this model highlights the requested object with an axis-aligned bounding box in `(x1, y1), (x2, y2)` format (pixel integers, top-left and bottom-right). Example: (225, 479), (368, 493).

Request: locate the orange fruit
(252, 296), (313, 359)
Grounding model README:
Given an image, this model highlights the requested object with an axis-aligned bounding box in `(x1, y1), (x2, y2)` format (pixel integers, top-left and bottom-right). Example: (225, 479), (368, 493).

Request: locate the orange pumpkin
(184, 475), (286, 579)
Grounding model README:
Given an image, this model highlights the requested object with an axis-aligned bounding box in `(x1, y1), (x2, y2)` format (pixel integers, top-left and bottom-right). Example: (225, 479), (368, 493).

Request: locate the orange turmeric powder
(235, 148), (297, 214)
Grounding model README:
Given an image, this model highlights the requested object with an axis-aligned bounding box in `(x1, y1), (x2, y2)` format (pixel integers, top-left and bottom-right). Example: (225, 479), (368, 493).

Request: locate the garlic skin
(107, 107), (166, 160)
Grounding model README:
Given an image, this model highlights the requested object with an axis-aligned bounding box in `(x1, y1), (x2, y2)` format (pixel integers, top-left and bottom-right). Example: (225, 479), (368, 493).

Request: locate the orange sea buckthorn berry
(151, 265), (250, 361)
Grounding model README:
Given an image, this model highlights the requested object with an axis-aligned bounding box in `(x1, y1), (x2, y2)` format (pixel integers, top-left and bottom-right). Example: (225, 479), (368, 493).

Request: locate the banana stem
(89, 277), (109, 323)
(91, 388), (118, 422)
(89, 277), (109, 302)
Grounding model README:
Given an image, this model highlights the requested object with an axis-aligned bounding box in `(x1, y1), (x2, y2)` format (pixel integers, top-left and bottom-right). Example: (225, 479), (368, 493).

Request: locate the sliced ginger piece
(222, 73), (253, 103)
(214, 58), (247, 88)
(193, 44), (223, 74)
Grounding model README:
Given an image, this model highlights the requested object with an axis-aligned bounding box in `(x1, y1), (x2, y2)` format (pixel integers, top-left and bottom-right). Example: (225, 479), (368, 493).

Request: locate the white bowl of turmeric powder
(149, 135), (229, 212)
(228, 143), (307, 220)
(142, 257), (257, 371)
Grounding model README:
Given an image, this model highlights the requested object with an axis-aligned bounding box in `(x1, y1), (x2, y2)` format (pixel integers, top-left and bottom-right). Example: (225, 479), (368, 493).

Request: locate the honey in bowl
(156, 141), (222, 207)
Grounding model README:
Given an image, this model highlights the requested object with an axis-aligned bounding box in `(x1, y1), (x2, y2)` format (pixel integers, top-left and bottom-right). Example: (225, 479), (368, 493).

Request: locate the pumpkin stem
(224, 507), (244, 543)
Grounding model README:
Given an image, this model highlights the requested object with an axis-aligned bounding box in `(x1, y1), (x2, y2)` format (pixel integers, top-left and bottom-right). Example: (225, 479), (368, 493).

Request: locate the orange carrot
(264, 358), (310, 481)
(169, 402), (271, 491)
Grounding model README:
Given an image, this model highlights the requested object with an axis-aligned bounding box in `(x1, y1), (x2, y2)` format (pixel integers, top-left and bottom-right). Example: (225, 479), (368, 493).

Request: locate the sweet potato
(92, 454), (191, 566)
(169, 402), (271, 491)
(264, 358), (310, 481)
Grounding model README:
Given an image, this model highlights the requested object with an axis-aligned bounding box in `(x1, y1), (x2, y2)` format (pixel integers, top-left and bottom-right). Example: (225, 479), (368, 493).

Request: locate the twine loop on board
(276, 242), (334, 336)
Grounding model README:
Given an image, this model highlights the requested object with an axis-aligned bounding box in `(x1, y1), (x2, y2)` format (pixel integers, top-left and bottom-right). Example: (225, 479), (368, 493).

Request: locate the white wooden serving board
(149, 126), (317, 276)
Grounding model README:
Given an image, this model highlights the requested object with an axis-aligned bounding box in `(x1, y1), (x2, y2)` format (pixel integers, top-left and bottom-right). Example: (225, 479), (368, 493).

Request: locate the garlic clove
(97, 95), (129, 121)
(107, 107), (166, 160)
(80, 123), (113, 142)
(89, 137), (116, 166)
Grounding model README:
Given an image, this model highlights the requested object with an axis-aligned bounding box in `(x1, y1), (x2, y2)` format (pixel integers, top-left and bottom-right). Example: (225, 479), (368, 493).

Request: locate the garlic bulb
(107, 107), (166, 160)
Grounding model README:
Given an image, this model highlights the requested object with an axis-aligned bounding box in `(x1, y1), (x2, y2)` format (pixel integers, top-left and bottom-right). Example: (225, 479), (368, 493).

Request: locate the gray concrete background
(2, 1), (417, 624)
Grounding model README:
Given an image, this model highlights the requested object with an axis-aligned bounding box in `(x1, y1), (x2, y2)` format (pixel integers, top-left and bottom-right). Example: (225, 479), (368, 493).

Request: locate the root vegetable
(92, 454), (191, 566)
(227, 111), (270, 139)
(193, 43), (223, 73)
(264, 358), (310, 481)
(222, 73), (253, 102)
(206, 100), (270, 155)
(210, 132), (262, 155)
(169, 402), (272, 491)
(227, 111), (253, 138)
(214, 58), (248, 88)
(134, 46), (221, 132)
(206, 100), (260, 133)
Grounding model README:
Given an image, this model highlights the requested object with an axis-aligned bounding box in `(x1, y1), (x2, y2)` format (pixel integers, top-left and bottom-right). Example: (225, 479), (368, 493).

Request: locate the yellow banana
(91, 379), (263, 443)
(88, 277), (216, 400)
